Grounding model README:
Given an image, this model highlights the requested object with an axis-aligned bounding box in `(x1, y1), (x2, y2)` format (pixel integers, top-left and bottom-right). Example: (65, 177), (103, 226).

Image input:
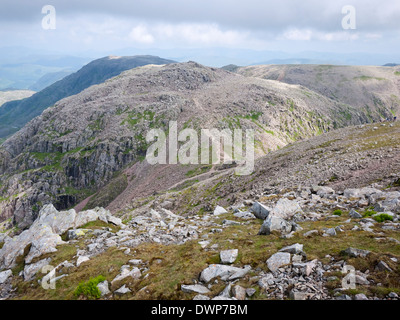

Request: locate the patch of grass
(373, 214), (393, 223)
(363, 209), (377, 217)
(74, 275), (106, 300)
(333, 209), (343, 216)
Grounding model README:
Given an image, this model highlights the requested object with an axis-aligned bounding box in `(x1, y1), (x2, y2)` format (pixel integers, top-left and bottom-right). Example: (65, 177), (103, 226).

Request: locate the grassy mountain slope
(0, 55), (176, 138)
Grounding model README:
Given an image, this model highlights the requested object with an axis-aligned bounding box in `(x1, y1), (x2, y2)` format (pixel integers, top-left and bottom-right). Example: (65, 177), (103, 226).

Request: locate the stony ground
(1, 179), (399, 300)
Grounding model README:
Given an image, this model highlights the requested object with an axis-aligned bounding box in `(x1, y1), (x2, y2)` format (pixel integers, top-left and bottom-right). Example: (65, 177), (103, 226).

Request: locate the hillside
(0, 120), (399, 301)
(235, 64), (400, 122)
(0, 55), (176, 138)
(0, 61), (374, 230)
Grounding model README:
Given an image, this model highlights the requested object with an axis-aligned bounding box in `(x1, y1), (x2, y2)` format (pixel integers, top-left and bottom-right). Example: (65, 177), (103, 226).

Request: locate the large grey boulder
(258, 216), (292, 235)
(220, 249), (238, 264)
(266, 252), (291, 272)
(269, 198), (303, 219)
(23, 258), (52, 281)
(200, 264), (250, 283)
(97, 280), (111, 296)
(251, 202), (270, 220)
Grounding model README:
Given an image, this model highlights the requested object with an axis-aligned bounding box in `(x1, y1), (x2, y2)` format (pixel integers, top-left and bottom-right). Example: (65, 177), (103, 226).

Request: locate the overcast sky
(1, 0), (399, 63)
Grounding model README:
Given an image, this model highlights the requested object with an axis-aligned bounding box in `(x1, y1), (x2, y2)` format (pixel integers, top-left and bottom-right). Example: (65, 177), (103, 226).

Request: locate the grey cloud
(1, 0), (399, 33)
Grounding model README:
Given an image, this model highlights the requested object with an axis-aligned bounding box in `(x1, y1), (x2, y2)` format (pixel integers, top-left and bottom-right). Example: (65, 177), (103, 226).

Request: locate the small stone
(246, 288), (256, 297)
(290, 290), (310, 300)
(279, 243), (304, 255)
(324, 228), (337, 236)
(354, 293), (368, 300)
(214, 206), (228, 216)
(375, 261), (393, 272)
(0, 269), (12, 284)
(388, 292), (398, 299)
(114, 285), (131, 295)
(303, 230), (318, 237)
(181, 284), (210, 294)
(193, 294), (211, 300)
(342, 247), (370, 258)
(349, 209), (362, 219)
(232, 285), (246, 300)
(76, 256), (90, 267)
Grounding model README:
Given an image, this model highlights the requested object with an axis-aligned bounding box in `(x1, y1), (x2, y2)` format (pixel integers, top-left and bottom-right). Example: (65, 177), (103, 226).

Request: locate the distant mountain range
(0, 55), (175, 138)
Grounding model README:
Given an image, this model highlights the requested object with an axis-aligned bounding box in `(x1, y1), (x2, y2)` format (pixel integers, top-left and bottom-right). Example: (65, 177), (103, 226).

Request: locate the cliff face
(0, 61), (372, 230)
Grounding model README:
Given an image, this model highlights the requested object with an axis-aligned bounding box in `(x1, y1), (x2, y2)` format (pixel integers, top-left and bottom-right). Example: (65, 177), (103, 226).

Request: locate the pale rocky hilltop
(235, 64), (400, 121)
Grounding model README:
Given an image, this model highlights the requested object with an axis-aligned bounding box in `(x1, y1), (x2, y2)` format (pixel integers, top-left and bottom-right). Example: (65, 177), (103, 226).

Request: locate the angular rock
(114, 285), (131, 295)
(251, 202), (270, 220)
(303, 230), (318, 237)
(341, 247), (370, 258)
(266, 252), (291, 273)
(355, 293), (368, 300)
(214, 206), (228, 216)
(0, 269), (12, 284)
(220, 249), (238, 264)
(233, 211), (256, 220)
(97, 280), (111, 296)
(200, 264), (250, 283)
(258, 216), (292, 236)
(349, 209), (362, 219)
(269, 198), (303, 219)
(181, 284), (210, 294)
(111, 267), (141, 284)
(232, 285), (246, 300)
(375, 261), (393, 272)
(0, 204), (109, 270)
(246, 288), (256, 297)
(76, 256), (90, 267)
(23, 258), (52, 281)
(279, 243), (304, 255)
(323, 228), (337, 237)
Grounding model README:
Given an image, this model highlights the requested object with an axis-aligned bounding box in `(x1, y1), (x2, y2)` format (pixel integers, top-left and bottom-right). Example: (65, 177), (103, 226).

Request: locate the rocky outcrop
(0, 204), (121, 271)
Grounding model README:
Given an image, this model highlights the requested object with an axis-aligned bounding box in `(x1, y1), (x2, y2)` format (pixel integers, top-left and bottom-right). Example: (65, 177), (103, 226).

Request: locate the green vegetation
(394, 71), (400, 76)
(333, 209), (343, 216)
(373, 214), (393, 223)
(73, 275), (106, 299)
(363, 209), (377, 217)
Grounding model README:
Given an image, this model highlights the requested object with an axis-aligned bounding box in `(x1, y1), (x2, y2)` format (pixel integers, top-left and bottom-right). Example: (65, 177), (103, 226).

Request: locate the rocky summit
(0, 60), (399, 301)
